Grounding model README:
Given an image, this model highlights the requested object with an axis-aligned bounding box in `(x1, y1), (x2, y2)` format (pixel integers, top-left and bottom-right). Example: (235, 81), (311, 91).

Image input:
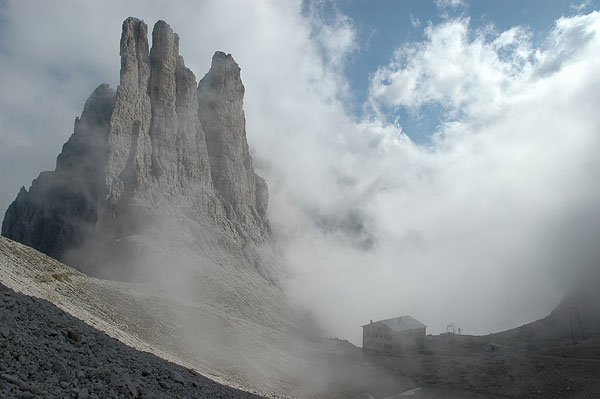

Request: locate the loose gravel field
(0, 282), (262, 398)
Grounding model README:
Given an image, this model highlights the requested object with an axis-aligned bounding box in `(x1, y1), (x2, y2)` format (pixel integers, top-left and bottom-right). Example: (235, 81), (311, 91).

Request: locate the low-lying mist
(262, 11), (600, 344)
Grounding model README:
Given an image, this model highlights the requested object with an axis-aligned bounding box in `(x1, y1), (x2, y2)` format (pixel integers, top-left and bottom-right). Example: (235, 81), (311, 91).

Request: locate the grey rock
(127, 380), (138, 396)
(168, 370), (184, 384)
(51, 360), (67, 376)
(2, 17), (276, 283)
(45, 329), (58, 337)
(104, 17), (151, 209)
(67, 329), (81, 342)
(198, 52), (271, 243)
(147, 20), (212, 187)
(0, 326), (9, 338)
(1, 373), (31, 392)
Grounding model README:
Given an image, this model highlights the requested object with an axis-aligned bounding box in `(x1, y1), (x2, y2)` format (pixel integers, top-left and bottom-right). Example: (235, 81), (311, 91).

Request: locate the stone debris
(0, 282), (261, 398)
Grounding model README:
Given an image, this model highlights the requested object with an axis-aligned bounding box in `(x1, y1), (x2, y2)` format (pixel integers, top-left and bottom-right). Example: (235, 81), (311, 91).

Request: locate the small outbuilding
(362, 315), (426, 353)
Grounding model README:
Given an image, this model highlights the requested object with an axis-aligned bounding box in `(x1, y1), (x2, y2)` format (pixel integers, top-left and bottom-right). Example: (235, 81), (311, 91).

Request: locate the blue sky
(311, 0), (600, 143)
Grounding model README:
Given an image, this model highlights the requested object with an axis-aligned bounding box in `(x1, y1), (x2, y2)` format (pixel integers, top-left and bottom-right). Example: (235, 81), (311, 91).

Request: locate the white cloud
(571, 0), (592, 12)
(535, 12), (600, 76)
(305, 3), (357, 70)
(283, 12), (600, 343)
(368, 19), (534, 119)
(435, 0), (467, 9)
(410, 13), (421, 28)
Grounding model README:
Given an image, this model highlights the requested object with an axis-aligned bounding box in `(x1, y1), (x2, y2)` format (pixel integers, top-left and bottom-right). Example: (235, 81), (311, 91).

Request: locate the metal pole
(569, 308), (575, 344)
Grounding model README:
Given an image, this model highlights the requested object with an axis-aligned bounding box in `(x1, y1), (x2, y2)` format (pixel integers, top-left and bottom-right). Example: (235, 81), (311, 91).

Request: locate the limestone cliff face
(198, 52), (270, 243)
(1, 18), (274, 281)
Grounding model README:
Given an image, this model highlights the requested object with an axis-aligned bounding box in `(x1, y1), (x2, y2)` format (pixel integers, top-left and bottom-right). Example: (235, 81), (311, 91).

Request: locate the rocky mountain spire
(104, 18), (213, 213)
(2, 18), (273, 281)
(198, 52), (270, 242)
(103, 17), (152, 210)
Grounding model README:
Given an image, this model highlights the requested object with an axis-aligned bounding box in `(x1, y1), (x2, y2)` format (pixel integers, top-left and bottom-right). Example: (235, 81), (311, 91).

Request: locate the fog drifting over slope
(1, 1), (600, 345)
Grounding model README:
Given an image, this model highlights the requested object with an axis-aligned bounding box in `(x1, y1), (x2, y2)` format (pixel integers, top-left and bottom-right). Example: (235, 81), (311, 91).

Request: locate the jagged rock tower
(2, 18), (274, 281)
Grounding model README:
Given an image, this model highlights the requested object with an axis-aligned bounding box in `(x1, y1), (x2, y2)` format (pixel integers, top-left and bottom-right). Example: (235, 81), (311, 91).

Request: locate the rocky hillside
(0, 281), (263, 399)
(2, 17), (272, 282)
(0, 235), (305, 394)
(0, 17), (310, 395)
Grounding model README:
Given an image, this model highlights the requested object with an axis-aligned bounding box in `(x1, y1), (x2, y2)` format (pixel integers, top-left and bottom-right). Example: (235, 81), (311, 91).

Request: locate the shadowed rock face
(1, 84), (116, 261)
(2, 17), (274, 281)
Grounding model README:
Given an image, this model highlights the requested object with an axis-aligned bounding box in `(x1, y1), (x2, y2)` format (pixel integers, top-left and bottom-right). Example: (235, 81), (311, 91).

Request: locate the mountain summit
(2, 17), (273, 282)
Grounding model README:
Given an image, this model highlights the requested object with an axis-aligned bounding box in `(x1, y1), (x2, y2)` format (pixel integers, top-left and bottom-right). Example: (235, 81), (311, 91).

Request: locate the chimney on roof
(370, 320), (373, 324)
